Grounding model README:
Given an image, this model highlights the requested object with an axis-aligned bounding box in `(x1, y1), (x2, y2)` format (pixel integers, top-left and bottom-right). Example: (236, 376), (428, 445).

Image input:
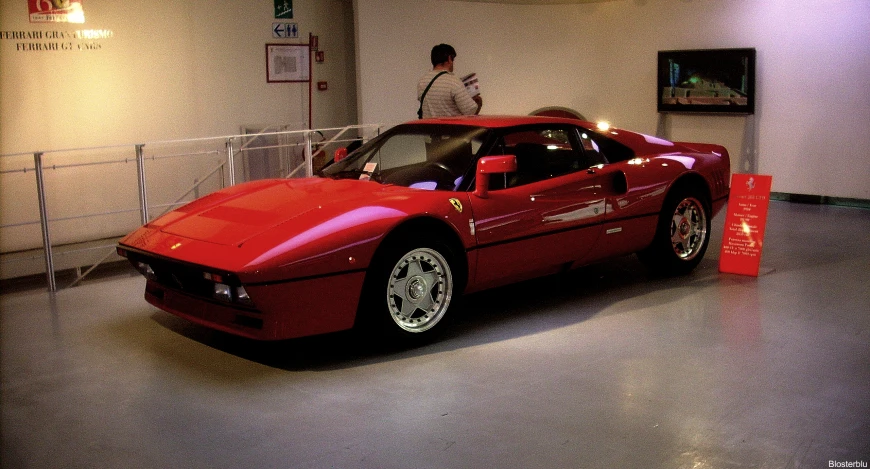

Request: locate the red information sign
(719, 174), (773, 276)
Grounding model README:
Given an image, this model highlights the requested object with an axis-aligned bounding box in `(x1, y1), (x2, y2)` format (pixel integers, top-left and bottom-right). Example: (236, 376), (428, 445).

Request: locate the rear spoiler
(674, 142), (728, 158)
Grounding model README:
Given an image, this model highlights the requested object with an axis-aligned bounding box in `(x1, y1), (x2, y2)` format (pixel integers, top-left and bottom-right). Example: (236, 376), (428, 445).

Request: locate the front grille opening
(127, 251), (258, 312)
(234, 315), (263, 330)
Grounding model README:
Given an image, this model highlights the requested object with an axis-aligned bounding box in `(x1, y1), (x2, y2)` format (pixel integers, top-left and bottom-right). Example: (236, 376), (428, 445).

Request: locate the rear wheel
(639, 186), (710, 276)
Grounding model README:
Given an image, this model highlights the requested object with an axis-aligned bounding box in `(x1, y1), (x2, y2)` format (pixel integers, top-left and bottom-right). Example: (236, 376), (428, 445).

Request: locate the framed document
(266, 43), (310, 83)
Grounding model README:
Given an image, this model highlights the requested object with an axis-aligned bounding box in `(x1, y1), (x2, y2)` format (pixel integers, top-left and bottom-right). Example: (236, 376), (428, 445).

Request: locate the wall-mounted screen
(658, 48), (756, 114)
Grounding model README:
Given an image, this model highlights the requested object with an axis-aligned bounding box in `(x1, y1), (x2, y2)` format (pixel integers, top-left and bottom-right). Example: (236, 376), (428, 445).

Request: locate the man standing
(417, 44), (483, 118)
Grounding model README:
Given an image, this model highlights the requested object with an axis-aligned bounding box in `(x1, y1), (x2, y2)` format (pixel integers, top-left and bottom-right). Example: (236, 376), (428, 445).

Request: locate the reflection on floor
(2, 201), (869, 468)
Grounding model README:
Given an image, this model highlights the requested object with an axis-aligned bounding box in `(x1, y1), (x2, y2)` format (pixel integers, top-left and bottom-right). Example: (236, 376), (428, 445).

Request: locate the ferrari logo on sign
(745, 176), (756, 190)
(449, 198), (463, 213)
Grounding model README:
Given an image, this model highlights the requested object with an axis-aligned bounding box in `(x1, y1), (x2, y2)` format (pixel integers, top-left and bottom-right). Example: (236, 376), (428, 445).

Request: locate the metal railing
(0, 124), (384, 292)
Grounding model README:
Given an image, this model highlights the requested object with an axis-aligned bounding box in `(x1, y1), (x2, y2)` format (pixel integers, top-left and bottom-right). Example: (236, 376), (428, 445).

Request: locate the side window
(581, 129), (635, 163)
(577, 130), (608, 166)
(488, 128), (584, 188)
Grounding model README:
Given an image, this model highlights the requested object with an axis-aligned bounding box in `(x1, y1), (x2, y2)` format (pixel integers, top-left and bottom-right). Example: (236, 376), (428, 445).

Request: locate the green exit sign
(275, 0), (293, 19)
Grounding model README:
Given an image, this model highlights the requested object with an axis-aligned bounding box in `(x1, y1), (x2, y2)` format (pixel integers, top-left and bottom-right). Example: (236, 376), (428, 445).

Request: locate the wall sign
(29, 0), (85, 23)
(0, 29), (112, 51)
(719, 174), (773, 276)
(272, 22), (298, 38)
(274, 0), (293, 19)
(266, 43), (309, 83)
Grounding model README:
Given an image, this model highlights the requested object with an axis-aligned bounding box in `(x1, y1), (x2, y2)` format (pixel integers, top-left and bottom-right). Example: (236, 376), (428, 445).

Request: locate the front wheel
(386, 247), (453, 333)
(639, 187), (711, 276)
(360, 238), (457, 341)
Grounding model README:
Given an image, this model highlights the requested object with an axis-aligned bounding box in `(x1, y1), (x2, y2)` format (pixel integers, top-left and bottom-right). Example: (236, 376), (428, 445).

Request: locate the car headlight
(134, 261), (156, 280)
(207, 273), (255, 308)
(236, 286), (253, 306)
(213, 283), (233, 303)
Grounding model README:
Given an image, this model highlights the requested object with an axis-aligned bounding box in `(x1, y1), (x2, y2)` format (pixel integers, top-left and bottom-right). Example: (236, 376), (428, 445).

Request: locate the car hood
(121, 177), (467, 282)
(152, 177), (389, 247)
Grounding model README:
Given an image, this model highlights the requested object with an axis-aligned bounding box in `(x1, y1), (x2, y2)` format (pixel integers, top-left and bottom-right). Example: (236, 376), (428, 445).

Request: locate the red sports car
(117, 116), (730, 341)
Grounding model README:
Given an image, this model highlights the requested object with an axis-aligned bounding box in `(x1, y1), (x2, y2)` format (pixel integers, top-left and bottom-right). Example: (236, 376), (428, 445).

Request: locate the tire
(360, 235), (457, 341)
(638, 186), (711, 276)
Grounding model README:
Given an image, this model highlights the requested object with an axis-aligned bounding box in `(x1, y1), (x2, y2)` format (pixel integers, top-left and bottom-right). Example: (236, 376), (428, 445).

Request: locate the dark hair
(431, 44), (457, 67)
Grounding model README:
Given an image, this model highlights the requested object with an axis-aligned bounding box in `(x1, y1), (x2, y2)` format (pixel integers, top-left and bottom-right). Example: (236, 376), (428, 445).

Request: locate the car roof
(415, 115), (596, 129)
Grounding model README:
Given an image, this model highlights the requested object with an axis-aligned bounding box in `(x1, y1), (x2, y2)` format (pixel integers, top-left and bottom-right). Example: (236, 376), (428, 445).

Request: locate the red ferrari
(117, 116), (730, 341)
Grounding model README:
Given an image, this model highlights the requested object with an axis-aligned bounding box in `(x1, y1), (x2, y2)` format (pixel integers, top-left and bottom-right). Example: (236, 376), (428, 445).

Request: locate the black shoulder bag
(417, 71), (448, 119)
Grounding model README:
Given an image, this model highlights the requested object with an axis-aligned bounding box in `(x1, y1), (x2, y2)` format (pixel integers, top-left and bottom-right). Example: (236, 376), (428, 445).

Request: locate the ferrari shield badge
(449, 198), (463, 213)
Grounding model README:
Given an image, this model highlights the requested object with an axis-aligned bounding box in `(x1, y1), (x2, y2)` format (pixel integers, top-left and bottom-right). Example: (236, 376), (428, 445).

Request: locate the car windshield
(320, 124), (488, 191)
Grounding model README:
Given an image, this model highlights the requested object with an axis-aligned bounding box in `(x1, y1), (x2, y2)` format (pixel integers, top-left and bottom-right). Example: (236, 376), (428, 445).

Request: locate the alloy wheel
(386, 247), (453, 333)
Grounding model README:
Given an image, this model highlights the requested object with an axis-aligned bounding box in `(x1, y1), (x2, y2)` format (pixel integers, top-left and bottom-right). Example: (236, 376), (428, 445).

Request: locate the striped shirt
(417, 70), (479, 118)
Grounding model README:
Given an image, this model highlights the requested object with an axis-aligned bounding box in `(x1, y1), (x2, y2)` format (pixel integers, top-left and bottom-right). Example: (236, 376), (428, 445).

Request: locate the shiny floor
(2, 201), (869, 469)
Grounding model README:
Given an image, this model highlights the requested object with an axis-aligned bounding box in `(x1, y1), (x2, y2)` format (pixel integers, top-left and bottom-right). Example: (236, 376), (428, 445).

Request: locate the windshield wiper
(325, 169), (384, 183)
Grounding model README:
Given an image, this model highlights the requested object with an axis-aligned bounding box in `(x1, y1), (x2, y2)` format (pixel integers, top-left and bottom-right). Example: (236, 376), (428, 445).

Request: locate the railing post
(33, 152), (57, 292)
(135, 144), (149, 225)
(226, 138), (236, 186)
(304, 131), (313, 177)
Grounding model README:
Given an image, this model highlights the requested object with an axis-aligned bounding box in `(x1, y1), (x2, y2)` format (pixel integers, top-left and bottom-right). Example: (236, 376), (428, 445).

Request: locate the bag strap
(418, 71), (448, 119)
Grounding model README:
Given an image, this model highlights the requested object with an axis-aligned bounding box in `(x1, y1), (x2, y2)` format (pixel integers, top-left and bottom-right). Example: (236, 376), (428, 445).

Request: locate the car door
(468, 125), (615, 290)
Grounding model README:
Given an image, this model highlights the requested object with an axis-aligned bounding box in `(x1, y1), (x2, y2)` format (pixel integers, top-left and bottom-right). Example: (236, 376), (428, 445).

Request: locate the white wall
(0, 0), (357, 261)
(355, 0), (870, 200)
(1, 0), (357, 151)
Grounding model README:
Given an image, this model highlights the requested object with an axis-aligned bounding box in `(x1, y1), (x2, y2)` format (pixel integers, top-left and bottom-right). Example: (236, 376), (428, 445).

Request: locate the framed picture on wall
(658, 48), (756, 114)
(266, 44), (310, 83)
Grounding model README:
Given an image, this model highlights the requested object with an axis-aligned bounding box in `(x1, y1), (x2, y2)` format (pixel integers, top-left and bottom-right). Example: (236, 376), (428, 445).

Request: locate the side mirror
(474, 155), (517, 198)
(334, 147), (348, 162)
